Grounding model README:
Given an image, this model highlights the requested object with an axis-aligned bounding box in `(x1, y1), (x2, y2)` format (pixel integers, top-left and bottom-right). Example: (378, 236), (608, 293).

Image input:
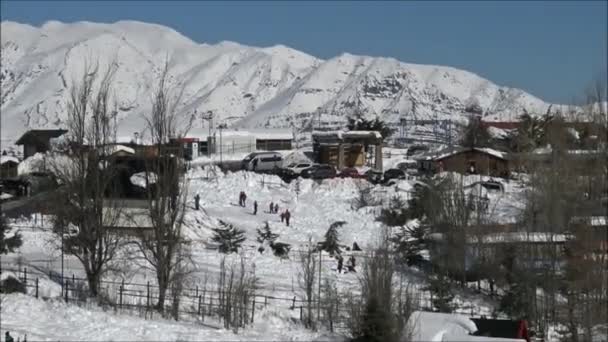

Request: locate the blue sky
(1, 1), (606, 103)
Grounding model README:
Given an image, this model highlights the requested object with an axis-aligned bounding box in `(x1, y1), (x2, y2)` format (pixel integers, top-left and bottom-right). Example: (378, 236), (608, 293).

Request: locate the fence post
(23, 268), (27, 286)
(72, 274), (75, 286)
(299, 306), (303, 321)
(35, 278), (39, 298)
(64, 280), (69, 303)
(198, 295), (202, 315)
(265, 296), (268, 308)
(196, 285), (198, 298)
(251, 298), (255, 324)
(119, 280), (124, 309)
(147, 281), (150, 309)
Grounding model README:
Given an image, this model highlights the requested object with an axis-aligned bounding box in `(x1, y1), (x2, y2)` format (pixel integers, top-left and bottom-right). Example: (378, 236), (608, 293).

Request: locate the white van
(242, 152), (283, 172)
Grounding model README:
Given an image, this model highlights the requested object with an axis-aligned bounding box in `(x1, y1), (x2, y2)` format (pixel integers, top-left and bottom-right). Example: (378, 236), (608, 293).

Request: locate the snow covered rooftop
(428, 232), (572, 244)
(416, 146), (508, 161)
(571, 216), (608, 227)
(0, 155), (19, 164)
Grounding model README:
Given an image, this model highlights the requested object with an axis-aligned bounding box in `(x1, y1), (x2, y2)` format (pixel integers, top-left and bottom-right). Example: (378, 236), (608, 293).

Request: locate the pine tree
(256, 222), (278, 244)
(346, 114), (394, 139)
(320, 221), (345, 255)
(460, 115), (492, 148)
(0, 215), (22, 255)
(212, 220), (246, 254)
(426, 273), (455, 313)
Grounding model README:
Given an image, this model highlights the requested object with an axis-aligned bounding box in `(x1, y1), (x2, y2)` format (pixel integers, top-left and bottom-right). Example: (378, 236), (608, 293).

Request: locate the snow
(0, 294), (338, 342)
(0, 20), (567, 146)
(406, 311), (525, 342)
(130, 172), (158, 188)
(428, 232), (571, 244)
(102, 144), (135, 155)
(1, 192), (15, 200)
(571, 216), (608, 227)
(0, 155), (19, 164)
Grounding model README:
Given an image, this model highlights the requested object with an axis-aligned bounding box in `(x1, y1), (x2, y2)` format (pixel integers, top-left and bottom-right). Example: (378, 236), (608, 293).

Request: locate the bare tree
(349, 233), (418, 342)
(321, 278), (341, 332)
(216, 256), (258, 332)
(132, 60), (191, 314)
(298, 239), (317, 329)
(49, 60), (124, 297)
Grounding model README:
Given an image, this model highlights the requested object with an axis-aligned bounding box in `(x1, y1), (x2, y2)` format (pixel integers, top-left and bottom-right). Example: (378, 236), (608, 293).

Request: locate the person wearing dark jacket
(194, 194), (200, 210)
(269, 202), (274, 213)
(284, 209), (291, 226)
(274, 203), (279, 214)
(253, 201), (258, 215)
(5, 332), (14, 342)
(337, 255), (344, 273)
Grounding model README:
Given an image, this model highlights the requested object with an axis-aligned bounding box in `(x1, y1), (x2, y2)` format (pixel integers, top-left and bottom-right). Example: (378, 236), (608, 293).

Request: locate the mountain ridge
(1, 20), (565, 143)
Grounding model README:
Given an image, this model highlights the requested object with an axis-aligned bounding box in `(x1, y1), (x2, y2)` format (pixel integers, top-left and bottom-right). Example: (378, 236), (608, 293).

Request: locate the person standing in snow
(337, 255), (343, 274)
(194, 194), (200, 210)
(242, 192), (247, 207)
(274, 203), (279, 214)
(238, 192), (243, 206)
(253, 201), (258, 215)
(280, 211), (285, 223)
(284, 209), (291, 227)
(269, 201), (274, 213)
(347, 255), (356, 272)
(5, 332), (14, 342)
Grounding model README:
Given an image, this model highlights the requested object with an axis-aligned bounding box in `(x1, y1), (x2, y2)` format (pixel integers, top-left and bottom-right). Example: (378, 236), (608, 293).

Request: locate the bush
(0, 276), (26, 294)
(212, 221), (246, 254)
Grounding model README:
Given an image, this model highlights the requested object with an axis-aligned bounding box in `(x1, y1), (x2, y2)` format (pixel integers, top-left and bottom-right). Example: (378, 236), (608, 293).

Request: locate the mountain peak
(1, 20), (557, 143)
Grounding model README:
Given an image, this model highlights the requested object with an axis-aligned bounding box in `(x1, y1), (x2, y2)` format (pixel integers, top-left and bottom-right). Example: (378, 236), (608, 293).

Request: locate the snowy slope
(1, 20), (563, 144)
(0, 294), (342, 341)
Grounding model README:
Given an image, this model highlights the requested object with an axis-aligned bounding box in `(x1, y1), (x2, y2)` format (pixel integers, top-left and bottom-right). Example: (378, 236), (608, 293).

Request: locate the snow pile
(406, 311), (525, 342)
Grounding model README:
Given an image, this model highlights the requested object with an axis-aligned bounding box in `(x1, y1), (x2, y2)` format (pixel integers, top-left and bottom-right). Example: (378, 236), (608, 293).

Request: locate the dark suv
(301, 165), (336, 179)
(383, 168), (406, 183)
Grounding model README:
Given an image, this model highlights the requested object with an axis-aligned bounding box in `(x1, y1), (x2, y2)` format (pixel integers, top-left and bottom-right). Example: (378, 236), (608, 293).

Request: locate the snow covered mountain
(1, 20), (559, 143)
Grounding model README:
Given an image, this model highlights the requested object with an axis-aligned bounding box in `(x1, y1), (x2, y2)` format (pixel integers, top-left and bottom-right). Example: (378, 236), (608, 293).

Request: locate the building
(15, 129), (68, 159)
(312, 131), (383, 171)
(0, 155), (19, 178)
(180, 125), (295, 157)
(251, 129), (293, 151)
(102, 199), (156, 237)
(416, 146), (509, 177)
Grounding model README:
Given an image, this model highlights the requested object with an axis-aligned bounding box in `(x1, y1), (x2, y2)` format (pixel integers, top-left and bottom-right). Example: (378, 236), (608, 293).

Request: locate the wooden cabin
(416, 146), (510, 177)
(0, 155), (19, 178)
(312, 131), (383, 171)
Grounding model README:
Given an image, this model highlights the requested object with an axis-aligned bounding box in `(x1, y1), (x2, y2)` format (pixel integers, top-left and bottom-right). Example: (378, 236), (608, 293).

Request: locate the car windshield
(287, 163), (297, 168)
(297, 164), (309, 168)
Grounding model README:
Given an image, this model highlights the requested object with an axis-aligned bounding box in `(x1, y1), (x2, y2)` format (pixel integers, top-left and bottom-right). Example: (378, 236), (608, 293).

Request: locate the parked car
(395, 160), (418, 171)
(365, 169), (383, 184)
(276, 167), (298, 183)
(285, 162), (316, 175)
(338, 167), (365, 179)
(406, 145), (429, 157)
(383, 168), (406, 183)
(301, 165), (336, 179)
(242, 152), (283, 172)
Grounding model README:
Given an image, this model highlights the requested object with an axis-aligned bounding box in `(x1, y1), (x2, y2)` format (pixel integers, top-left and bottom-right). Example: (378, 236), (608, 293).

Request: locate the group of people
(238, 192), (291, 226)
(336, 254), (356, 274)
